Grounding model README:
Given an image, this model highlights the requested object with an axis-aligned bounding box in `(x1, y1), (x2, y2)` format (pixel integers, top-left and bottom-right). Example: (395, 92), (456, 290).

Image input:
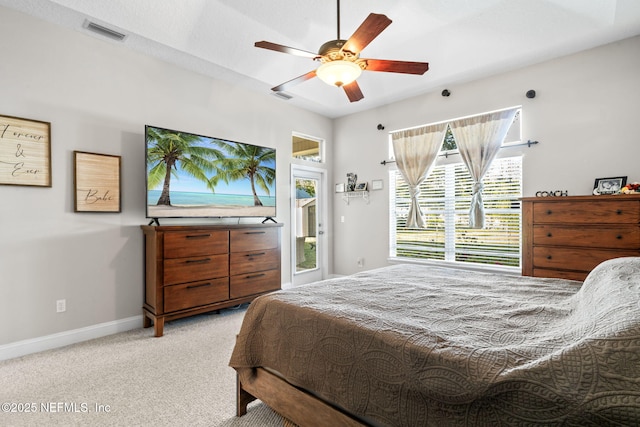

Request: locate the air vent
(83, 20), (128, 41)
(272, 92), (292, 100)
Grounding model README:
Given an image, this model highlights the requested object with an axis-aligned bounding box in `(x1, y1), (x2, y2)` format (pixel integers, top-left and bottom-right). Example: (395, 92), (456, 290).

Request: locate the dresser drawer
(533, 225), (640, 249)
(164, 230), (229, 259)
(230, 269), (280, 299)
(532, 201), (640, 224)
(164, 277), (229, 312)
(532, 247), (638, 273)
(230, 228), (278, 252)
(164, 254), (229, 286)
(230, 248), (280, 276)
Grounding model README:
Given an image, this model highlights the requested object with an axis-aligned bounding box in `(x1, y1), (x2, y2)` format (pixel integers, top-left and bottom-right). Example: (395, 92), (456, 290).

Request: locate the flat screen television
(145, 125), (276, 220)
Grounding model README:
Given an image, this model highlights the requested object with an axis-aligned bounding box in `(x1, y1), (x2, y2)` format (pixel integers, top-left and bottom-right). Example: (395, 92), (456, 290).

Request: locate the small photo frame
(74, 151), (121, 212)
(371, 179), (383, 190)
(593, 176), (626, 195)
(355, 182), (368, 191)
(0, 114), (52, 187)
(335, 183), (345, 193)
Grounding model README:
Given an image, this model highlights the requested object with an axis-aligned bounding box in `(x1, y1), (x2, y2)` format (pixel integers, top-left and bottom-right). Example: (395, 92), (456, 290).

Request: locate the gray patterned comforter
(229, 257), (640, 426)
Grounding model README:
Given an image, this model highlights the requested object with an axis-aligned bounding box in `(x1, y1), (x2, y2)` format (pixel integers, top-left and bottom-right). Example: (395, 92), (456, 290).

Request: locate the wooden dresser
(522, 194), (640, 281)
(141, 223), (282, 336)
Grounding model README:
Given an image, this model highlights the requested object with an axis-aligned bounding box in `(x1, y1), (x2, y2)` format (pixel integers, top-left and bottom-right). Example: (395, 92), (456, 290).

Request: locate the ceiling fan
(255, 0), (430, 102)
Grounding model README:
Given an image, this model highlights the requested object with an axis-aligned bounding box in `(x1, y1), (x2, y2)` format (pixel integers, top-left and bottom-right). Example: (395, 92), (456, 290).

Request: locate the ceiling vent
(83, 20), (128, 42)
(272, 92), (293, 100)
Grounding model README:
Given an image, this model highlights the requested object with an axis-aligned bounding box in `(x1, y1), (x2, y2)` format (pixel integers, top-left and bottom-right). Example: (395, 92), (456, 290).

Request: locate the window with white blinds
(390, 156), (522, 268)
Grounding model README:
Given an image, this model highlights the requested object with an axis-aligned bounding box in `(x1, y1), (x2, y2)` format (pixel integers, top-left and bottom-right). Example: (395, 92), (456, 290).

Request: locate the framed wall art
(593, 176), (626, 195)
(0, 114), (52, 187)
(74, 151), (121, 212)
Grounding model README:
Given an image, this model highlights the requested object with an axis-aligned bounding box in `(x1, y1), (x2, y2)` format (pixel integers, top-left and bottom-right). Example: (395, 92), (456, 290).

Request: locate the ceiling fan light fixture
(316, 60), (362, 87)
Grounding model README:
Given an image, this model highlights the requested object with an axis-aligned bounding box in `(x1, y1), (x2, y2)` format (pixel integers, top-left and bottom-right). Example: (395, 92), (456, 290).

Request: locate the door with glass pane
(291, 167), (325, 285)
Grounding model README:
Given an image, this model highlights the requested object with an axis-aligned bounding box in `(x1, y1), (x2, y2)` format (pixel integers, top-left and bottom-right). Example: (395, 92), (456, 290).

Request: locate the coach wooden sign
(0, 115), (52, 187)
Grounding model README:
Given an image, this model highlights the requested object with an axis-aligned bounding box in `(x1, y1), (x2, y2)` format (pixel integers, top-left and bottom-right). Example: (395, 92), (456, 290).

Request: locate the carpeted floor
(0, 305), (288, 426)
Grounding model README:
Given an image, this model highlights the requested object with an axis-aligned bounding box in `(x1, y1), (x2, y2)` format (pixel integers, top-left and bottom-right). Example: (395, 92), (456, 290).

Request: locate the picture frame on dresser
(593, 176), (626, 195)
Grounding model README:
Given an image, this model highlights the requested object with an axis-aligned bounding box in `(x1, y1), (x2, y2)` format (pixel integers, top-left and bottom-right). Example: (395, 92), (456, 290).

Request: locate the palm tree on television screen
(146, 127), (223, 205)
(210, 141), (276, 206)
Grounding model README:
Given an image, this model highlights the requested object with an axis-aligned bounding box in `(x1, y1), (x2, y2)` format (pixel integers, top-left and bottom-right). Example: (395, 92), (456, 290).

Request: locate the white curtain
(449, 108), (519, 228)
(392, 123), (447, 228)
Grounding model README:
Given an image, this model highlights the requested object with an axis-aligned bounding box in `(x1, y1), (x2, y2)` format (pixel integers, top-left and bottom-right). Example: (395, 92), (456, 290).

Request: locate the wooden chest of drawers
(141, 223), (282, 336)
(522, 194), (640, 281)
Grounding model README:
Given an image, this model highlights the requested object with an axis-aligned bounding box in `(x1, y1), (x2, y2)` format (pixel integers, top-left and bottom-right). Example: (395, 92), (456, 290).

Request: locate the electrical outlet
(56, 299), (66, 313)
(357, 257), (364, 268)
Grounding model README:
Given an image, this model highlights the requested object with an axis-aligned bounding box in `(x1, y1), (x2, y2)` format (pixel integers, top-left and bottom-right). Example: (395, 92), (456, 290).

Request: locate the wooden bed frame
(236, 367), (368, 427)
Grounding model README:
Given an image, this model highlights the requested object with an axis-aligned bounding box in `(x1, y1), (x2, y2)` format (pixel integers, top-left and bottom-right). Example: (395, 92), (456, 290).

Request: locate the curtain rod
(380, 140), (539, 165)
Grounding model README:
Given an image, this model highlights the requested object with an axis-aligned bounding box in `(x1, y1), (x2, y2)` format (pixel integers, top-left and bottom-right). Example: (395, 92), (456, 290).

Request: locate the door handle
(318, 231), (324, 235)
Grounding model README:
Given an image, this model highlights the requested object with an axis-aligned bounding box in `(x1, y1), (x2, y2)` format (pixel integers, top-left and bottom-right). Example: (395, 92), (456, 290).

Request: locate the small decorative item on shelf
(355, 182), (368, 191)
(620, 182), (640, 194)
(347, 173), (357, 192)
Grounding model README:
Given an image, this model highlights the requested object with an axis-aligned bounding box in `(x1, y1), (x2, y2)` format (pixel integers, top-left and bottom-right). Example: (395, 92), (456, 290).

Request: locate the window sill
(388, 257), (521, 276)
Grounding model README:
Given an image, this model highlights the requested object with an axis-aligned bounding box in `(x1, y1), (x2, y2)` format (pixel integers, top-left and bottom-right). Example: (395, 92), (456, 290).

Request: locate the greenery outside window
(390, 155), (522, 269)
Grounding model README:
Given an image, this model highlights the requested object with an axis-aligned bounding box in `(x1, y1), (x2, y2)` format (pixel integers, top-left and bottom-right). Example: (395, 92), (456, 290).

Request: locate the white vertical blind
(390, 156), (522, 267)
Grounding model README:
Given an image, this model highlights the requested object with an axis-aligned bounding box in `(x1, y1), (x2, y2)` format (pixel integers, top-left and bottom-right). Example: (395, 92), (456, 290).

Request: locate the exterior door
(291, 166), (326, 285)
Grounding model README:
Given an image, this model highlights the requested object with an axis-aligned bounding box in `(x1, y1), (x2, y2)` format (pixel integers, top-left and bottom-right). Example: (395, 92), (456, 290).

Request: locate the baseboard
(0, 315), (143, 362)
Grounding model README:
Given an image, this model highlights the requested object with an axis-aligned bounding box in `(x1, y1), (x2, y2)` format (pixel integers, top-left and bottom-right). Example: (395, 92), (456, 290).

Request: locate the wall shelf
(342, 191), (369, 205)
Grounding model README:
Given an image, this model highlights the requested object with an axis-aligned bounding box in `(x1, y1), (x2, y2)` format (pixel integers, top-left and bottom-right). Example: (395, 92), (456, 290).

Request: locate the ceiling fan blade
(271, 70), (317, 92)
(255, 41), (318, 59)
(343, 80), (364, 102)
(362, 59), (429, 75)
(342, 13), (392, 54)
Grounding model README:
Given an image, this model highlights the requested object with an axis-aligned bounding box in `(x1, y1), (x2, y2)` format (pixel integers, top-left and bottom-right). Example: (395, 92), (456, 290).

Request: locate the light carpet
(0, 305), (288, 426)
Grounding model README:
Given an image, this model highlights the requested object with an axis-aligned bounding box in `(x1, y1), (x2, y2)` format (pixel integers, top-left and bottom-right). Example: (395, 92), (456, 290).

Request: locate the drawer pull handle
(245, 252), (266, 257)
(547, 233), (552, 237)
(547, 255), (552, 260)
(186, 283), (211, 290)
(245, 273), (266, 279)
(617, 235), (623, 239)
(616, 209), (623, 215)
(185, 258), (211, 264)
(186, 234), (211, 239)
(546, 210), (552, 215)
(245, 231), (266, 235)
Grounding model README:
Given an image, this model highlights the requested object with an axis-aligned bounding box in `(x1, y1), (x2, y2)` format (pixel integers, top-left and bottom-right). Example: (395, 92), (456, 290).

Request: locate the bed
(229, 257), (640, 426)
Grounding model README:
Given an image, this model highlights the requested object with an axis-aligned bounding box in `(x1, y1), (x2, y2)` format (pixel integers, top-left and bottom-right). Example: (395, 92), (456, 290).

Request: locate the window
(292, 133), (323, 163)
(389, 108), (523, 269)
(390, 156), (522, 268)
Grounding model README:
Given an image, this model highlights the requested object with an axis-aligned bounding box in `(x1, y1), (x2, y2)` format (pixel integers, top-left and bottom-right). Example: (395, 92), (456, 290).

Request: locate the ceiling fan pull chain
(336, 0), (341, 40)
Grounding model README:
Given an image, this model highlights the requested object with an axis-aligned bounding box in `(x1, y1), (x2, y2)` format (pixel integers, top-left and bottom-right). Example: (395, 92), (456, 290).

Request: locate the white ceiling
(3, 0), (640, 118)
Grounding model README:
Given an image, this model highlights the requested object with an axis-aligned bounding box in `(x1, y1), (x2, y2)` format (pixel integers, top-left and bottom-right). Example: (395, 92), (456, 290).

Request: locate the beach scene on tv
(146, 126), (276, 218)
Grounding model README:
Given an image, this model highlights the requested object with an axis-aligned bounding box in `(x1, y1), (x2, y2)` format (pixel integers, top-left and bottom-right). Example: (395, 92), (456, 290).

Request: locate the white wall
(332, 35), (640, 275)
(0, 7), (332, 348)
